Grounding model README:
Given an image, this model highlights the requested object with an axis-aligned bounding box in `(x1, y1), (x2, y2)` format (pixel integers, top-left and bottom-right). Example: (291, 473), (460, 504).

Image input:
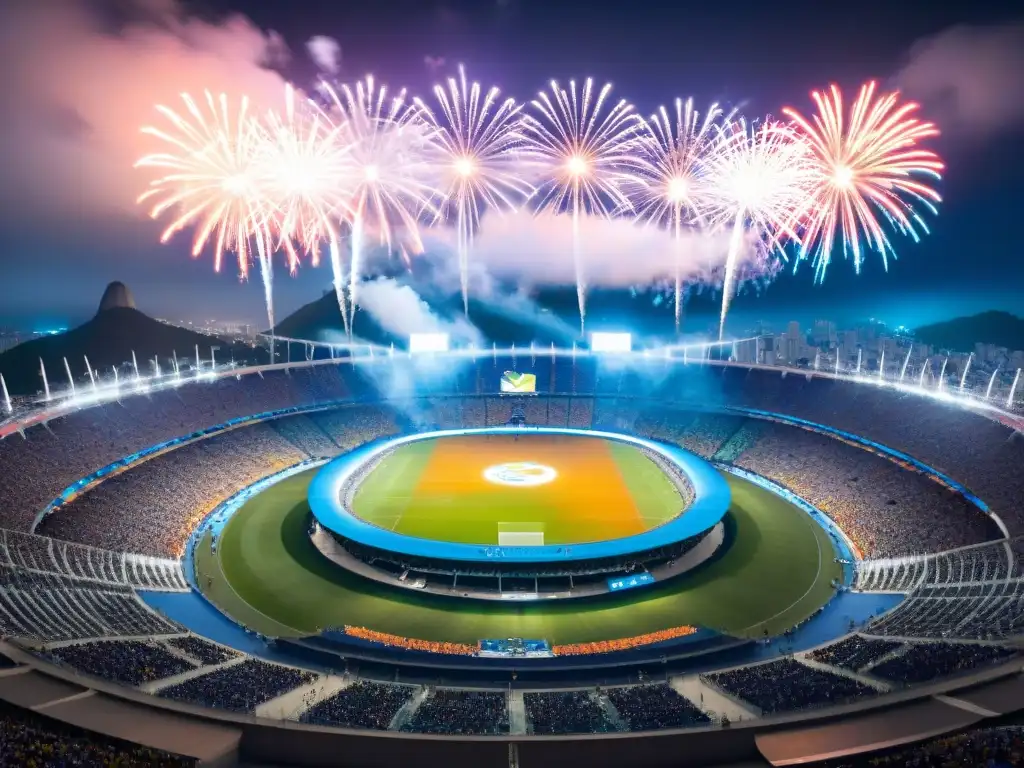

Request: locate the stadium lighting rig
(4, 340), (1023, 442)
(408, 333), (451, 354)
(590, 333), (633, 353)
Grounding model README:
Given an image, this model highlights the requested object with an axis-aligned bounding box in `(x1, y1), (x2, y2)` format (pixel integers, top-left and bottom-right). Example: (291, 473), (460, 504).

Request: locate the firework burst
(635, 98), (733, 331)
(135, 90), (279, 334)
(783, 81), (943, 280)
(703, 119), (813, 338)
(257, 84), (357, 333)
(260, 84), (355, 272)
(523, 78), (648, 333)
(415, 65), (533, 314)
(321, 75), (441, 331)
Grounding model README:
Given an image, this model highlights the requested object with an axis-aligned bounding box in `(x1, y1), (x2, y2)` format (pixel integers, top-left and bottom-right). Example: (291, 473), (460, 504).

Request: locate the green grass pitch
(196, 467), (841, 645)
(349, 434), (684, 545)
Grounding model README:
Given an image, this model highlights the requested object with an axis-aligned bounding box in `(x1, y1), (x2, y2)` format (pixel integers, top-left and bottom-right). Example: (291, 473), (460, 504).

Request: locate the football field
(197, 466), (842, 645)
(350, 434), (684, 545)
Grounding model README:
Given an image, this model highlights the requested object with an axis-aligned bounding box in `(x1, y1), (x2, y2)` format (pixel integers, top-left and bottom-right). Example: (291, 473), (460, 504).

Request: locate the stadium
(2, 335), (1024, 768)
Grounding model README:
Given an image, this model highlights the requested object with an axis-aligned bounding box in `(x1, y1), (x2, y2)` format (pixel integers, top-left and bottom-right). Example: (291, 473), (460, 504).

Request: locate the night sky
(0, 0), (1022, 332)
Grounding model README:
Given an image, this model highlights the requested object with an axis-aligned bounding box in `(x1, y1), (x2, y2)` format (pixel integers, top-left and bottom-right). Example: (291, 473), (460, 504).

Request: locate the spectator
(703, 658), (875, 714)
(0, 699), (193, 767)
(165, 636), (240, 666)
(606, 685), (711, 731)
(404, 689), (508, 735)
(826, 725), (1024, 767)
(525, 691), (613, 734)
(809, 636), (903, 672)
(301, 681), (411, 730)
(45, 640), (193, 686)
(159, 660), (315, 713)
(870, 642), (1017, 685)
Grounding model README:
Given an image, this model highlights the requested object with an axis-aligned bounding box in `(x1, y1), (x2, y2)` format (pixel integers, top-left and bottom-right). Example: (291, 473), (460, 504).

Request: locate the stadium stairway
(672, 676), (760, 722)
(254, 673), (346, 721)
(794, 653), (892, 692)
(594, 692), (629, 731)
(153, 637), (221, 667)
(859, 643), (912, 673)
(389, 686), (428, 731)
(141, 654), (246, 694)
(507, 690), (526, 734)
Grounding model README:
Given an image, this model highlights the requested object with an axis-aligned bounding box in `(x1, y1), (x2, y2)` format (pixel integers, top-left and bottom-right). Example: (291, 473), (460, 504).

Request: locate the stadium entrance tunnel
(306, 427), (731, 602)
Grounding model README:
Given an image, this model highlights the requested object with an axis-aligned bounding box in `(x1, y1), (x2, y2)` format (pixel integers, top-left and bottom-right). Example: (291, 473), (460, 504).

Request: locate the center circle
(482, 461), (558, 487)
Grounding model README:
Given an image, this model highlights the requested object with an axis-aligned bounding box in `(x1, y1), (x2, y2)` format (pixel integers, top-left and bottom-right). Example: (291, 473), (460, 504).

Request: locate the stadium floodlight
(408, 333), (450, 354)
(590, 332), (632, 353)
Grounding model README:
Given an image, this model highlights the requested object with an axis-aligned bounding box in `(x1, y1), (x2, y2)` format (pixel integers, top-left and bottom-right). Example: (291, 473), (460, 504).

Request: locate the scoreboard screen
(500, 371), (536, 393)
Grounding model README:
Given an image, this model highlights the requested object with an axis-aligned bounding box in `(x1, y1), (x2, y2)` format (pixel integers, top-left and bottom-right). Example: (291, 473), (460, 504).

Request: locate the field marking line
(735, 502), (828, 637)
(366, 447), (434, 535)
(605, 441), (668, 534)
(203, 527), (307, 637)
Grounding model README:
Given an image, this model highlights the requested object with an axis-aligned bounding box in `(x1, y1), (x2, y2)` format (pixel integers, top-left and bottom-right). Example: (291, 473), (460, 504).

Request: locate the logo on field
(483, 462), (557, 487)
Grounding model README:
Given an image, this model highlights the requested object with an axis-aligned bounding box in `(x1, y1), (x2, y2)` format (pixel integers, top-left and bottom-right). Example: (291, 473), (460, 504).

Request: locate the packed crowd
(552, 625), (698, 656)
(45, 640), (193, 686)
(267, 413), (342, 458)
(869, 642), (1017, 686)
(808, 635), (903, 672)
(4, 357), (1024, 545)
(165, 635), (240, 665)
(703, 658), (876, 714)
(635, 412), (744, 459)
(606, 685), (711, 731)
(731, 421), (1001, 557)
(0, 366), (354, 532)
(710, 365), (1024, 536)
(568, 396), (594, 428)
(827, 726), (1024, 768)
(301, 681), (412, 730)
(404, 689), (509, 735)
(308, 405), (399, 451)
(158, 659), (316, 713)
(0, 701), (194, 767)
(524, 691), (613, 734)
(37, 423), (305, 558)
(344, 626), (477, 655)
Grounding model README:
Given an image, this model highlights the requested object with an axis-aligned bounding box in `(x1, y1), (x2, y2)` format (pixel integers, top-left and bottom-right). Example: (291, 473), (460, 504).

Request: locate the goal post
(497, 522), (545, 546)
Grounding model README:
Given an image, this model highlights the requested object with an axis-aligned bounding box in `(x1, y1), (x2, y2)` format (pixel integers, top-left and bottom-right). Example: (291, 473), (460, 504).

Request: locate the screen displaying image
(500, 371), (537, 393)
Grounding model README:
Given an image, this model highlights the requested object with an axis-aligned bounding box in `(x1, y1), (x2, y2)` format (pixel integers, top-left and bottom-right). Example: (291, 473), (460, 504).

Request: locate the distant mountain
(914, 311), (1024, 353)
(273, 288), (577, 347)
(272, 277), (694, 349)
(0, 282), (264, 396)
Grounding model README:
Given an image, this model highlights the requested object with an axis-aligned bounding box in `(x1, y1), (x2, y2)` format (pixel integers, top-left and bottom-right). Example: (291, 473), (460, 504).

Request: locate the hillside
(0, 283), (264, 396)
(914, 311), (1024, 352)
(272, 281), (686, 347)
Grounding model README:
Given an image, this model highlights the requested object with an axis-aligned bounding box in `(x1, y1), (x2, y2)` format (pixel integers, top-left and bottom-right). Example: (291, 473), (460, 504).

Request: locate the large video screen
(500, 370), (536, 394)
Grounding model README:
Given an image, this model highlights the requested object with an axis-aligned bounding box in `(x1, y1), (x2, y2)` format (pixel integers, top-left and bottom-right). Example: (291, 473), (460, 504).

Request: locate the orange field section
(373, 434), (656, 546)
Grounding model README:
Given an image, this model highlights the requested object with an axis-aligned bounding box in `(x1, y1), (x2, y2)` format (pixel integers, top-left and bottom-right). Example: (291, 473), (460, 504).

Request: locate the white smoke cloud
(897, 22), (1024, 136)
(441, 209), (746, 288)
(0, 0), (290, 226)
(306, 35), (341, 74)
(356, 278), (483, 345)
